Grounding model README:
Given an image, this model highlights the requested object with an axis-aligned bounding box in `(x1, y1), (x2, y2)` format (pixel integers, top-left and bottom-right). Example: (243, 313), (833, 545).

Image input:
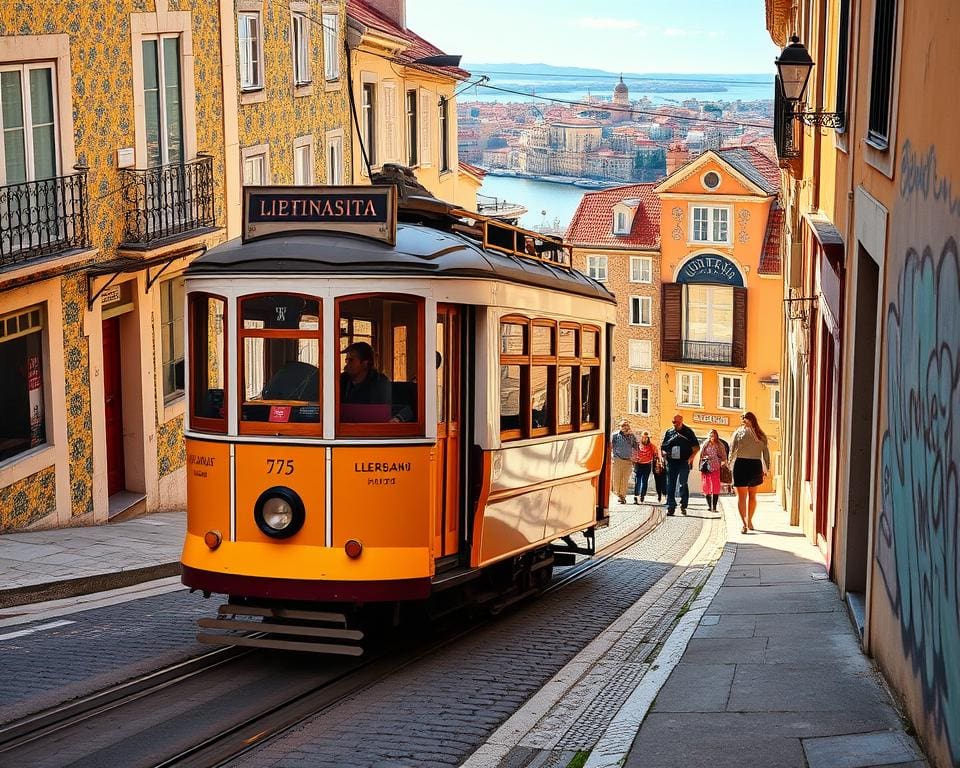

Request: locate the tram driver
(340, 342), (392, 422)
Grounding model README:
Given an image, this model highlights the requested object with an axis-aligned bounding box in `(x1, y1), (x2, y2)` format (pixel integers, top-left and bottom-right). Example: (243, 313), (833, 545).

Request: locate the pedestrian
(729, 411), (771, 533)
(653, 454), (666, 502)
(610, 419), (638, 504)
(699, 429), (728, 513)
(632, 431), (659, 504)
(718, 436), (732, 494)
(660, 413), (700, 515)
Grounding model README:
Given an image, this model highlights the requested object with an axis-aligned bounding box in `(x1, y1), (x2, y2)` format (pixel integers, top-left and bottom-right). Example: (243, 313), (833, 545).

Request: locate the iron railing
(120, 154), (215, 246)
(682, 340), (733, 364)
(0, 166), (90, 269)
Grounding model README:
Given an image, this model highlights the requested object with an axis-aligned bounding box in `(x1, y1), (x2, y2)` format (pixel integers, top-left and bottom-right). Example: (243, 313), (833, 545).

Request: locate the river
(478, 175), (593, 231)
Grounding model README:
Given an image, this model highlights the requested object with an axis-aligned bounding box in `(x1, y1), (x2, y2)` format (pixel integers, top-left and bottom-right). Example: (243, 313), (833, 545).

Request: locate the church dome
(614, 75), (629, 95)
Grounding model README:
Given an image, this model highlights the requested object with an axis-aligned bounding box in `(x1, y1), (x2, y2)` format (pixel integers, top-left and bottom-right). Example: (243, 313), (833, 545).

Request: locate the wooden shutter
(383, 81), (398, 163)
(419, 88), (432, 166)
(661, 283), (683, 362)
(732, 286), (747, 368)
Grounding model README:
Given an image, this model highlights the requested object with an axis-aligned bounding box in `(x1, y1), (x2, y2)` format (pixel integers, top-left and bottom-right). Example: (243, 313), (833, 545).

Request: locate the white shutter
(383, 81), (398, 163)
(419, 87), (432, 166)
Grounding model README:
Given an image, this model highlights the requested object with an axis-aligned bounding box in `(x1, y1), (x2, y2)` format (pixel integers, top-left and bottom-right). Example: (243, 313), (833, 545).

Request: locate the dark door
(102, 317), (125, 496)
(434, 306), (461, 558)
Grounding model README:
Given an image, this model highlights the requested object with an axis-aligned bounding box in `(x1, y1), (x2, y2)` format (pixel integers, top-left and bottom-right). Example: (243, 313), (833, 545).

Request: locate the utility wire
(464, 69), (772, 88)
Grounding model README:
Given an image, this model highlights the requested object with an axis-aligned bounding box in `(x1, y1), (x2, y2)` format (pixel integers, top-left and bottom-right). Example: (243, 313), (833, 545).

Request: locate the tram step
(218, 604), (348, 624)
(197, 633), (364, 656)
(198, 617), (364, 641)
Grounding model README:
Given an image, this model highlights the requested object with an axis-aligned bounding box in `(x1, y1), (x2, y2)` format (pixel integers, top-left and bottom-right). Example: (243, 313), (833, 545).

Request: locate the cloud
(664, 27), (690, 37)
(575, 17), (643, 30)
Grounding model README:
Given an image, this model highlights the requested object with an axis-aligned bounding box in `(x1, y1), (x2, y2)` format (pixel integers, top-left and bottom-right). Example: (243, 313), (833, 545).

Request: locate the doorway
(102, 316), (126, 497)
(435, 306), (461, 560)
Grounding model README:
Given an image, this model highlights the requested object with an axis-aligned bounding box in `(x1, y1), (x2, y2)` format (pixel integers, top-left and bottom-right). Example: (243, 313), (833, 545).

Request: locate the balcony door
(0, 64), (61, 256)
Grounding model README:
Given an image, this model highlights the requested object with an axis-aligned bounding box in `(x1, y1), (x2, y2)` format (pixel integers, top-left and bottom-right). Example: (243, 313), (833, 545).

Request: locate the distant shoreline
(482, 169), (621, 190)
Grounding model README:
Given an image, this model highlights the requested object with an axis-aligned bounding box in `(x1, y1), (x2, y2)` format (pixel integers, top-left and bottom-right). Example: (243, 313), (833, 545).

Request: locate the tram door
(435, 306), (461, 558)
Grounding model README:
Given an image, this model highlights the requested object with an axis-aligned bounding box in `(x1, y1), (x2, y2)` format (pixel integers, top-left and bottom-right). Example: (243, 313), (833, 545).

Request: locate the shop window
(239, 294), (321, 435)
(0, 306), (46, 462)
(189, 294), (226, 432)
(160, 276), (185, 403)
(337, 295), (422, 435)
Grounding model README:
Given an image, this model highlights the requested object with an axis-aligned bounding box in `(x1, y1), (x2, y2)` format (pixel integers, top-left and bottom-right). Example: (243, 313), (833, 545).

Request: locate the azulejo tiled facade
(0, 467), (56, 532)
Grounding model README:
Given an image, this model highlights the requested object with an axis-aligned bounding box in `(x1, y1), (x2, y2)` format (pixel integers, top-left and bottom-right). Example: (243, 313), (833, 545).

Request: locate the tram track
(0, 506), (664, 768)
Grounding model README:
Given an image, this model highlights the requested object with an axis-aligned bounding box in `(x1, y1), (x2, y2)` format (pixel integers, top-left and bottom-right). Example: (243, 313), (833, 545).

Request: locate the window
(586, 255), (607, 282)
(189, 294), (226, 433)
(337, 295), (422, 435)
(323, 11), (339, 82)
(439, 97), (450, 172)
(614, 210), (629, 234)
(160, 277), (185, 403)
(0, 306), (46, 462)
(499, 318), (599, 440)
(691, 206), (730, 244)
(293, 137), (313, 185)
(240, 294), (321, 435)
(405, 89), (418, 166)
(628, 384), (650, 416)
(771, 387), (781, 420)
(237, 12), (263, 90)
(292, 13), (311, 86)
(142, 36), (183, 167)
(702, 171), (721, 189)
(382, 81), (398, 163)
(834, 0), (850, 129)
(867, 0), (896, 146)
(630, 256), (652, 283)
(628, 339), (652, 370)
(0, 64), (58, 185)
(325, 131), (343, 184)
(419, 88), (432, 166)
(242, 150), (267, 185)
(629, 296), (652, 326)
(362, 82), (376, 167)
(719, 374), (744, 410)
(677, 371), (702, 407)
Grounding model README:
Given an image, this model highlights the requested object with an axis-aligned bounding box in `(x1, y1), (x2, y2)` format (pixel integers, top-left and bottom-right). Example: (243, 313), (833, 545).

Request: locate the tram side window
(239, 294), (321, 434)
(189, 294), (226, 432)
(499, 318), (601, 441)
(337, 295), (422, 432)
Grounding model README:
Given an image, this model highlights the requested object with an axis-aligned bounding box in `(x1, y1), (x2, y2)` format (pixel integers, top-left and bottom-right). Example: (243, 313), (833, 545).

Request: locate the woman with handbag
(729, 411), (771, 533)
(632, 431), (659, 504)
(699, 429), (727, 513)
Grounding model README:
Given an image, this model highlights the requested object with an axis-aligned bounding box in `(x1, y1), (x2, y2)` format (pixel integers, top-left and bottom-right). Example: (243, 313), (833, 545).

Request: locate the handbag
(720, 463), (733, 484)
(699, 457), (711, 473)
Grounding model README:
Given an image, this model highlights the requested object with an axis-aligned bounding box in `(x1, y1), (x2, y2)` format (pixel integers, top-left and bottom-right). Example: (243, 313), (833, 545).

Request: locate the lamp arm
(791, 109), (845, 129)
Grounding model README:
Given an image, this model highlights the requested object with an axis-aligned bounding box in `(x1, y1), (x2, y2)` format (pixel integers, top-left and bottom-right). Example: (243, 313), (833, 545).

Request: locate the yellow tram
(181, 173), (616, 652)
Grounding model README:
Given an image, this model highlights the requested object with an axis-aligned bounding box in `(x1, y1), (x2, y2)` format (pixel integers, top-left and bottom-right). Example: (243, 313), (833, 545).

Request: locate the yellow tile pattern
(158, 414), (186, 477)
(62, 274), (94, 518)
(0, 467), (56, 532)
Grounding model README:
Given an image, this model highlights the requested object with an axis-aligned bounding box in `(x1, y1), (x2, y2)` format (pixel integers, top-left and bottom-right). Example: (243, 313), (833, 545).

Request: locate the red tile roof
(347, 0), (470, 80)
(566, 184), (661, 249)
(758, 204), (783, 275)
(721, 145), (781, 193)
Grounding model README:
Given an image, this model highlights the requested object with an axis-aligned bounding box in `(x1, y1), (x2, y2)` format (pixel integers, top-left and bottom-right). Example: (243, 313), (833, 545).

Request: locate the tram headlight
(254, 487), (305, 539)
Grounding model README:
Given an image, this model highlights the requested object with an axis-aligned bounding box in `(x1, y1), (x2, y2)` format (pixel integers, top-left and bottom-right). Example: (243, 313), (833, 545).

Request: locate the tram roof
(187, 223), (616, 303)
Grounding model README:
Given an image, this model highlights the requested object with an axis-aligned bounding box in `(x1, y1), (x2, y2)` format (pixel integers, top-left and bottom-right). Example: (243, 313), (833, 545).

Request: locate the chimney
(367, 0), (405, 28)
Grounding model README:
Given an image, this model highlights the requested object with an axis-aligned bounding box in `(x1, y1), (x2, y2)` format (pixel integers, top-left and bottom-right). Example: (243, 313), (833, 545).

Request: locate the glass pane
(142, 40), (162, 167)
(163, 37), (183, 164)
(500, 364), (520, 432)
(339, 296), (420, 426)
(581, 368), (597, 424)
(501, 323), (526, 355)
(436, 320), (445, 422)
(532, 324), (553, 356)
(191, 296), (226, 424)
(558, 366), (573, 426)
(242, 295), (319, 330)
(1, 71), (27, 183)
(531, 366), (550, 429)
(242, 337), (320, 424)
(558, 326), (576, 358)
(581, 330), (597, 358)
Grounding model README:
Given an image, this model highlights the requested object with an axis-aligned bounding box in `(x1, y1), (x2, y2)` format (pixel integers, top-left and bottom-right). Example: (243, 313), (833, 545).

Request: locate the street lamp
(774, 35), (844, 129)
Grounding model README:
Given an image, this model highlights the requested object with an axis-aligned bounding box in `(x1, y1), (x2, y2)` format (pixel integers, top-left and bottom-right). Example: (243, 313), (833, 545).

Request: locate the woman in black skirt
(729, 411), (771, 533)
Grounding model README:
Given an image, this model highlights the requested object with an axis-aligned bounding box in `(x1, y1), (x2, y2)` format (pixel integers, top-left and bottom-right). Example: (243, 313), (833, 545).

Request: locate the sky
(405, 0), (781, 75)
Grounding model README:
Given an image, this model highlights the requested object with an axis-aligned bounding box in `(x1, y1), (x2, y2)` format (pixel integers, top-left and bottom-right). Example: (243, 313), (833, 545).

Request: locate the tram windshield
(337, 295), (421, 430)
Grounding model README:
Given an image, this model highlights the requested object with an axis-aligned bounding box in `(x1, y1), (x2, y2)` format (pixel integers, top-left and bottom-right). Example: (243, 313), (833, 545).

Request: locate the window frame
(322, 8), (340, 83)
(0, 62), (60, 184)
(677, 371), (703, 408)
(771, 386), (781, 421)
(586, 254), (607, 282)
(140, 34), (184, 167)
(614, 210), (629, 234)
(718, 373), (744, 411)
(291, 12), (312, 87)
(405, 88), (418, 167)
(628, 338), (652, 370)
(325, 129), (344, 185)
(627, 384), (650, 416)
(238, 292), (323, 437)
(293, 135), (314, 185)
(237, 10), (263, 91)
(866, 0), (896, 149)
(690, 204), (731, 245)
(160, 276), (186, 405)
(629, 295), (652, 327)
(241, 144), (269, 185)
(0, 304), (48, 463)
(361, 81), (377, 169)
(439, 96), (450, 172)
(188, 292), (228, 434)
(334, 293), (425, 438)
(629, 256), (652, 283)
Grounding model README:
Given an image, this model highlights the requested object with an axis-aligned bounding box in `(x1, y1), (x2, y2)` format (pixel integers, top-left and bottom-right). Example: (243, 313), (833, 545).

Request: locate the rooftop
(566, 184), (660, 250)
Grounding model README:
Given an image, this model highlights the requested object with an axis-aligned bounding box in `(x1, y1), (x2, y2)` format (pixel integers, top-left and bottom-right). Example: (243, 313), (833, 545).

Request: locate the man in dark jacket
(661, 413), (700, 515)
(340, 342), (391, 409)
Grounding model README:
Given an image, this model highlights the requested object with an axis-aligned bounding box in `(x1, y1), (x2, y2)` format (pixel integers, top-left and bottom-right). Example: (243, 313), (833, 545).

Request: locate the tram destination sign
(243, 185), (397, 245)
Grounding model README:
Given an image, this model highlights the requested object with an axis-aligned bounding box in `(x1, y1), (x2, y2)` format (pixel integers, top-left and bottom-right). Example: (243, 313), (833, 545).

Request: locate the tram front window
(240, 294), (321, 432)
(337, 295), (421, 430)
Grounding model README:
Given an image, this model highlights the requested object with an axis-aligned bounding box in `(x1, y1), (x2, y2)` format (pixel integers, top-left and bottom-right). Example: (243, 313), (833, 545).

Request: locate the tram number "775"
(266, 459), (295, 475)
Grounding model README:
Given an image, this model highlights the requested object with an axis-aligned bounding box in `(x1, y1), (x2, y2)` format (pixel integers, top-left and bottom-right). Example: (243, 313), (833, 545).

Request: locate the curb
(0, 562), (182, 609)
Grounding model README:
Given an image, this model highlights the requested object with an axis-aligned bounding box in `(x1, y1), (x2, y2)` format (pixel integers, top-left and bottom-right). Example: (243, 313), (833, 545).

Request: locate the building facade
(0, 0), (230, 530)
(766, 1), (960, 764)
(655, 149), (783, 488)
(568, 185), (662, 439)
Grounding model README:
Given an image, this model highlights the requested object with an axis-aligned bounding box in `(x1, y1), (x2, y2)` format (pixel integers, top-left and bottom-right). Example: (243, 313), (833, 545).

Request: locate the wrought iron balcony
(682, 340), (733, 365)
(0, 166), (91, 269)
(119, 155), (215, 247)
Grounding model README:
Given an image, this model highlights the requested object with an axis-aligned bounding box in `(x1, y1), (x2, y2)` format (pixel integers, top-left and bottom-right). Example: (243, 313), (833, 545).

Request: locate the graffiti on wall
(877, 141), (960, 763)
